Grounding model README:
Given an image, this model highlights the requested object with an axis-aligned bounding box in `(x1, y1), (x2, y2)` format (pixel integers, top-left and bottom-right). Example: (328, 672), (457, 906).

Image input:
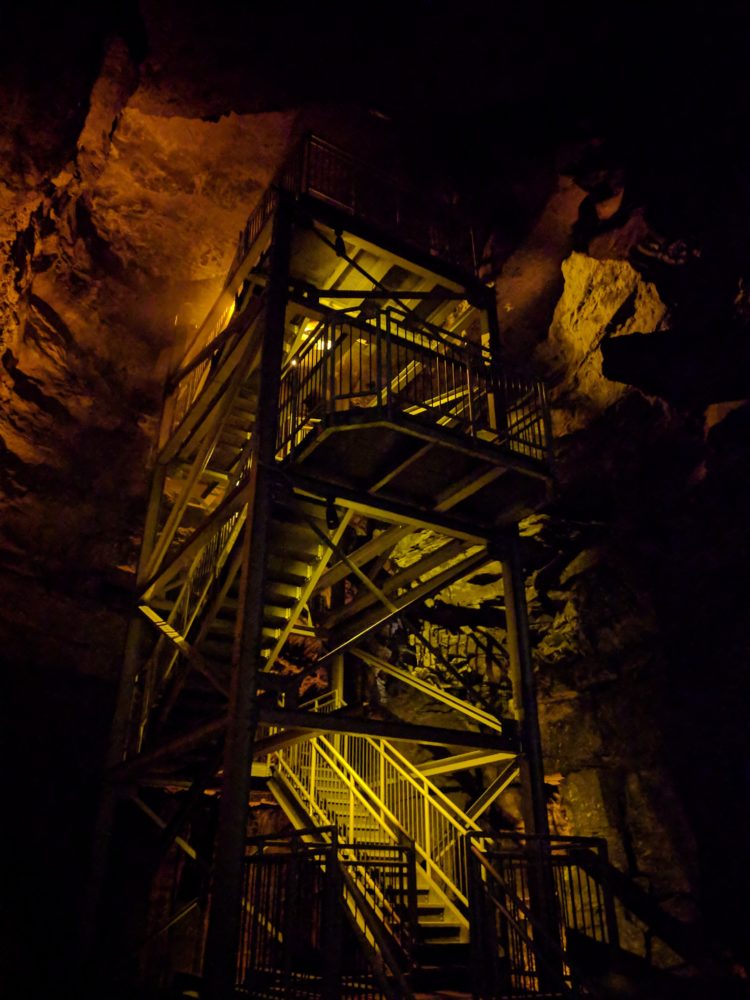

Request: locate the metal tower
(89, 135), (559, 998)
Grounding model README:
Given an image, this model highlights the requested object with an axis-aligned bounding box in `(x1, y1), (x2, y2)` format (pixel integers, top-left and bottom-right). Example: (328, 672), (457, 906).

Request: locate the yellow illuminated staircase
(263, 703), (481, 987)
(103, 135), (732, 1000)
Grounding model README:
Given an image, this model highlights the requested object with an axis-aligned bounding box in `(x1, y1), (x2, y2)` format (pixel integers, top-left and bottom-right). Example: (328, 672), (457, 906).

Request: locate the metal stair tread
(267, 536), (322, 561)
(266, 555), (315, 579)
(265, 568), (310, 588)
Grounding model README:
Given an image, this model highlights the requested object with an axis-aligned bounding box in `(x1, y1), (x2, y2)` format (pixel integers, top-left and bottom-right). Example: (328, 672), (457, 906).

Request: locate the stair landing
(285, 418), (549, 529)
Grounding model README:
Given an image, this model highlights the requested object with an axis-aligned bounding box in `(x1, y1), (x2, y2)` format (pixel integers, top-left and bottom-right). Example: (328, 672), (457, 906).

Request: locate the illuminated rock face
(2, 7), (749, 986)
(0, 30), (299, 675)
(539, 252), (667, 436)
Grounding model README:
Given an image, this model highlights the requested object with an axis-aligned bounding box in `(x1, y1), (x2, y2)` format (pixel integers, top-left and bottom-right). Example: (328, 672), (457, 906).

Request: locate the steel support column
(202, 193), (293, 1000)
(499, 527), (563, 990)
(499, 529), (548, 838)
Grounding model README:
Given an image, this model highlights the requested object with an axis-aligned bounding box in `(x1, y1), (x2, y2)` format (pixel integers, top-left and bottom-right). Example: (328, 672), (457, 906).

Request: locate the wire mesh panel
(339, 842), (418, 974)
(300, 136), (475, 272)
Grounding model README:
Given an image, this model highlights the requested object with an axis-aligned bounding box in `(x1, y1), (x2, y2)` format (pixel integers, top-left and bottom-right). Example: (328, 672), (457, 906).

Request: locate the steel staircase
(98, 134), (745, 1000)
(263, 707), (479, 988)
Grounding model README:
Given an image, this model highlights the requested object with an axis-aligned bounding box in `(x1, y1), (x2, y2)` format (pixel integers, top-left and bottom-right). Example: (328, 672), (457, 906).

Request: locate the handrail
(467, 840), (579, 998)
(365, 736), (482, 840)
(339, 863), (417, 1000)
(234, 133), (476, 275)
(274, 734), (406, 845)
(474, 831), (619, 951)
(274, 727), (479, 910)
(276, 306), (551, 466)
(297, 688), (345, 714)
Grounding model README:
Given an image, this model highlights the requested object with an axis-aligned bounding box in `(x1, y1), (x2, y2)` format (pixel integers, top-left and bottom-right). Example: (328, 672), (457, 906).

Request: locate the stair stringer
(266, 733), (472, 943)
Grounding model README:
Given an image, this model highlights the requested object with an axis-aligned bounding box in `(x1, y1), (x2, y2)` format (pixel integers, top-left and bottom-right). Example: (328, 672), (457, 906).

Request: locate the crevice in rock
(1, 348), (74, 423)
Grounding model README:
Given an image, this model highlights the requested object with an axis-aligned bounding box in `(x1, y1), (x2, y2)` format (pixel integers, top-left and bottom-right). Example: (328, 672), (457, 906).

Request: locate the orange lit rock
(536, 251), (667, 435)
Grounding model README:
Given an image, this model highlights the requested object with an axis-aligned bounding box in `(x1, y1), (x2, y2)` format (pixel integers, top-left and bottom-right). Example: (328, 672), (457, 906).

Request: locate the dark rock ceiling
(2, 0), (750, 990)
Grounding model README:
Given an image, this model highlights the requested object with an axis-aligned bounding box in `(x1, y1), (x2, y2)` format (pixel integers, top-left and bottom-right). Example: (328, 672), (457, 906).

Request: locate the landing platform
(281, 412), (550, 531)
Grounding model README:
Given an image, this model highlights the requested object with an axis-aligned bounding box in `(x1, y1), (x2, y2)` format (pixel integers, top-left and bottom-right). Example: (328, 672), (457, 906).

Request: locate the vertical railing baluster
(328, 322), (335, 416)
(385, 313), (393, 418)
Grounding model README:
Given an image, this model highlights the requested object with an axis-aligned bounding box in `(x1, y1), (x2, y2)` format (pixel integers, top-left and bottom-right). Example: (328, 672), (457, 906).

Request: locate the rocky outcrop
(0, 34), (299, 677)
(537, 252), (667, 435)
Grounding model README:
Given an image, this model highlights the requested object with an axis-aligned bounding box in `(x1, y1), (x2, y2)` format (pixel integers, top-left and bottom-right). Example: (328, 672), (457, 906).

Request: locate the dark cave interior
(2, 3), (750, 997)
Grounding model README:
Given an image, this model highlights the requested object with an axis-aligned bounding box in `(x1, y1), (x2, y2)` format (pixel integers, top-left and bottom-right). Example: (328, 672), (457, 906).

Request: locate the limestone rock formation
(537, 252), (667, 435)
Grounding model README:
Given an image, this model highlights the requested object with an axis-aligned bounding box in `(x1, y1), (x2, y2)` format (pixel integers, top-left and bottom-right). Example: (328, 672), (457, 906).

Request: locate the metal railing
(467, 833), (618, 998)
(171, 131), (475, 446)
(237, 828), (413, 999)
(235, 133), (476, 274)
(342, 735), (481, 908)
(133, 501), (247, 755)
(339, 842), (418, 967)
(270, 736), (624, 997)
(238, 834), (333, 998)
(273, 729), (480, 913)
(276, 309), (550, 466)
(161, 300), (239, 446)
(159, 293), (265, 458)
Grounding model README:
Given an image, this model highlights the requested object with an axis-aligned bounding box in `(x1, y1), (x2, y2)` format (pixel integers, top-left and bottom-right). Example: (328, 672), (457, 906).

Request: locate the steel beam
(465, 761), (520, 820)
(263, 507), (354, 671)
(287, 469), (489, 542)
(498, 529), (548, 838)
(418, 750), (516, 778)
(108, 716), (228, 781)
(292, 281), (469, 301)
(499, 527), (561, 986)
(258, 706), (517, 752)
(323, 548), (488, 657)
(202, 193), (293, 1000)
(322, 536), (470, 628)
(129, 794), (207, 868)
(314, 523), (413, 593)
(349, 647), (504, 733)
(140, 476), (250, 600)
(139, 605), (228, 697)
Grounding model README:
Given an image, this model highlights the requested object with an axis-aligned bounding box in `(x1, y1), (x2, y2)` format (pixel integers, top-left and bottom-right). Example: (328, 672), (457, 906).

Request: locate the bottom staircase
(221, 720), (736, 999)
(265, 732), (473, 996)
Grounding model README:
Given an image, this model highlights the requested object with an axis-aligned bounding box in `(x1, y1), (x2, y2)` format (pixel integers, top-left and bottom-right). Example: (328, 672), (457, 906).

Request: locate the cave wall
(2, 3), (750, 988)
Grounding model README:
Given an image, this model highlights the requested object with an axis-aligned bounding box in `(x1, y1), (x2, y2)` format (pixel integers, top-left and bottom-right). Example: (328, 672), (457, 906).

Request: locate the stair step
(225, 406), (255, 425)
(204, 619), (235, 636)
(272, 496), (328, 519)
(418, 920), (463, 942)
(269, 509), (321, 531)
(263, 610), (291, 630)
(267, 555), (315, 581)
(415, 941), (471, 963)
(265, 581), (302, 606)
(266, 568), (309, 588)
(268, 529), (322, 558)
(199, 638), (234, 660)
(218, 426), (251, 448)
